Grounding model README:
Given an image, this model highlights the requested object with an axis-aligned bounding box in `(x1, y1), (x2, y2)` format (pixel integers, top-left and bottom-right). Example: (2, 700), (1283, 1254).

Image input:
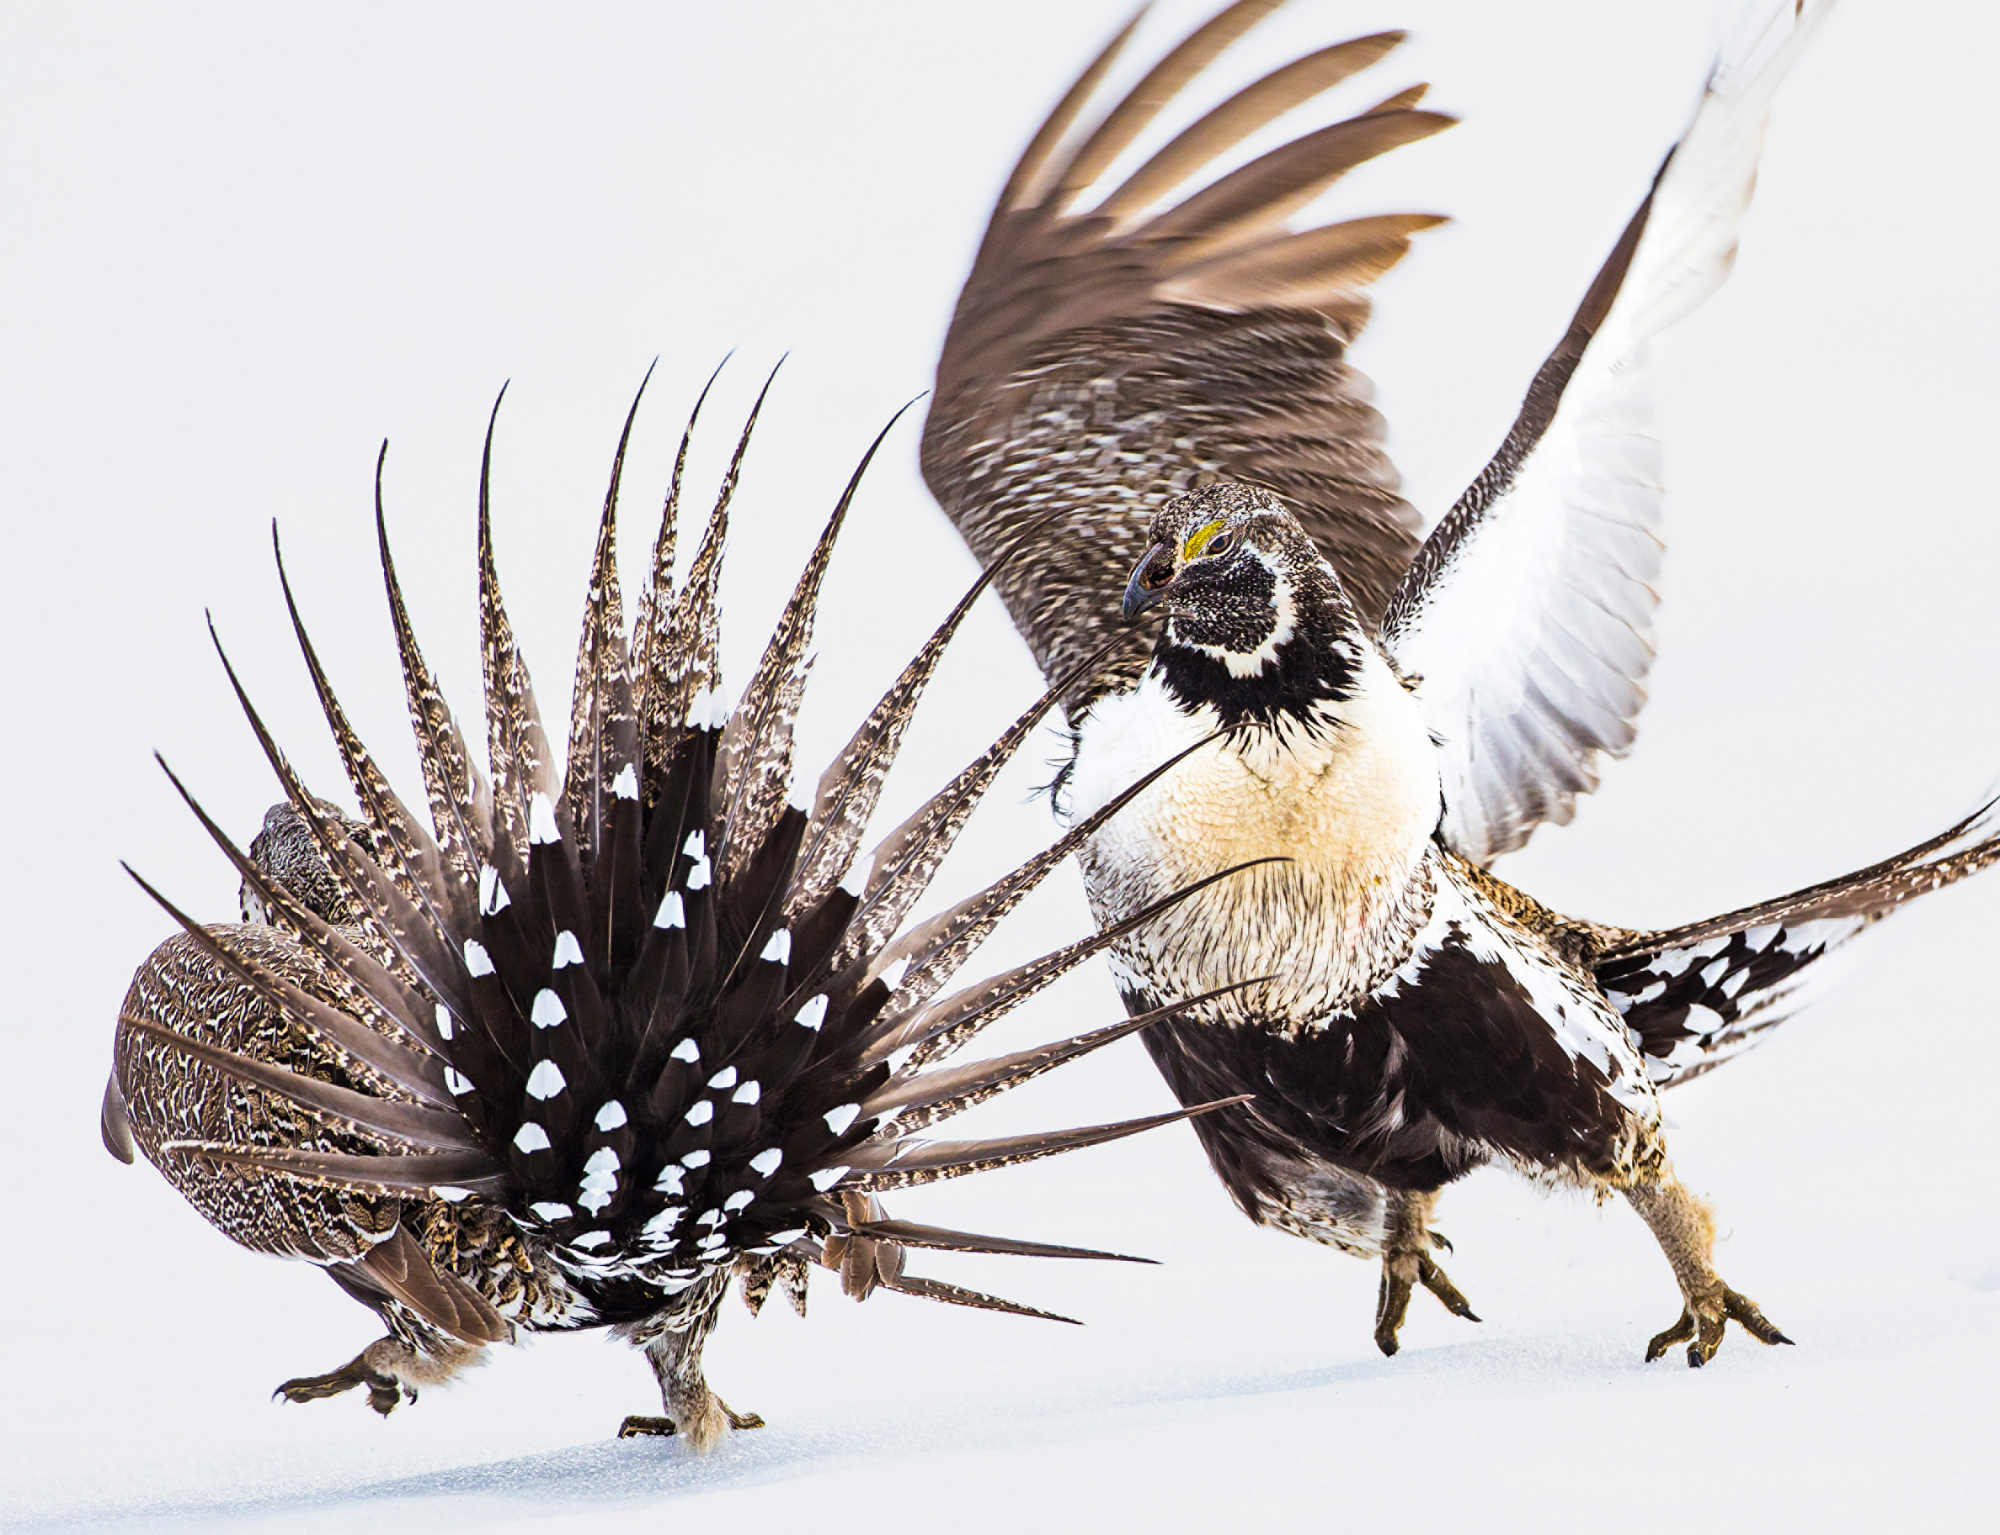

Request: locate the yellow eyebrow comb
(1181, 520), (1227, 561)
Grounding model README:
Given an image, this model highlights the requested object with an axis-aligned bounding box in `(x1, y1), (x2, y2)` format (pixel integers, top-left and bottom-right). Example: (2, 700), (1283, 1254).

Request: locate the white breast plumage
(1061, 648), (1445, 1023)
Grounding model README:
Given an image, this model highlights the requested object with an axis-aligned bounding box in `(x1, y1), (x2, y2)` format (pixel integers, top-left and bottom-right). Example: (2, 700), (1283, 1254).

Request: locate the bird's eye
(1181, 519), (1234, 561)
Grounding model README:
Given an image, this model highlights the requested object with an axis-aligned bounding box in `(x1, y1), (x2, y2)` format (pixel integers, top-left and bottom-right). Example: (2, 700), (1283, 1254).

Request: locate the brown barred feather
(924, 2), (1445, 705)
(109, 374), (1252, 1448)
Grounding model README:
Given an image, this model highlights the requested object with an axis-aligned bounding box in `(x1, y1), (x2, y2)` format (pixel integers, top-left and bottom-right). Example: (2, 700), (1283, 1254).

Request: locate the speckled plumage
(921, 3), (1449, 711)
(1072, 480), (2000, 1363)
(919, 0), (1857, 1358)
(105, 376), (1244, 1451)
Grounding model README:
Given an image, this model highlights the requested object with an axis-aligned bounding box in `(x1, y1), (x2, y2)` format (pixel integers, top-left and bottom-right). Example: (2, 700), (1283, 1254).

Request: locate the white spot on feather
(686, 856), (712, 891)
(808, 1166), (849, 1191)
(760, 928), (792, 965)
(653, 1165), (686, 1194)
(671, 1037), (700, 1064)
(681, 1148), (711, 1168)
(724, 1190), (754, 1212)
(529, 793), (560, 845)
(1684, 1003), (1728, 1041)
(706, 1066), (738, 1091)
(654, 891), (685, 929)
(732, 1080), (761, 1105)
(583, 1146), (621, 1177)
(433, 1004), (455, 1042)
(530, 1201), (572, 1222)
(823, 1103), (860, 1135)
(552, 930), (584, 969)
(478, 864), (510, 915)
(572, 1229), (613, 1250)
(429, 1185), (470, 1203)
(768, 1227), (808, 1245)
(685, 1099), (714, 1127)
(463, 940), (495, 978)
(524, 1059), (567, 1100)
(445, 1067), (474, 1096)
(531, 989), (567, 1029)
(594, 1100), (628, 1132)
(611, 763), (639, 800)
(795, 995), (828, 1030)
(642, 1207), (681, 1242)
(749, 1148), (783, 1177)
(513, 1121), (552, 1154)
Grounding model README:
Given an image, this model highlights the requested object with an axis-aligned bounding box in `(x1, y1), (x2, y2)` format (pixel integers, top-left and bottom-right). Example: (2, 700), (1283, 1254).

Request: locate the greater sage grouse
(919, 0), (1864, 1357)
(102, 375), (1244, 1450)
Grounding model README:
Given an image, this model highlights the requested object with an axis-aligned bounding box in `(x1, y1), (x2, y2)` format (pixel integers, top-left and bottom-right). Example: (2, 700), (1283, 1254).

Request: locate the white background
(3, 2), (1995, 1529)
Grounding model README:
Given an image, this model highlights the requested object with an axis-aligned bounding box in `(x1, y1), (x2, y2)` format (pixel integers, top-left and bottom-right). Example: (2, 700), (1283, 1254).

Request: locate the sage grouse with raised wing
(919, 0), (1884, 1359)
(102, 375), (1242, 1451)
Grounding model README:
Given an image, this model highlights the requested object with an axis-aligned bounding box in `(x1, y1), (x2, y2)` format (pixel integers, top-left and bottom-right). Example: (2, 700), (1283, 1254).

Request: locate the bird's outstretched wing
(1379, 0), (1829, 865)
(922, 0), (1452, 707)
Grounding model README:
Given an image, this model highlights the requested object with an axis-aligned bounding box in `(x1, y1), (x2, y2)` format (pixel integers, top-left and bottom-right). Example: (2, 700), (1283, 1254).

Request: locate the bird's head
(1122, 483), (1366, 725)
(241, 799), (372, 926)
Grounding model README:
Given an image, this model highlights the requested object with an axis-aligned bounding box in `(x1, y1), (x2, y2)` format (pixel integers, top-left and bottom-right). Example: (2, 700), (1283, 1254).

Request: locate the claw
(618, 1403), (763, 1441)
(619, 1414), (678, 1438)
(1644, 1307), (1697, 1363)
(1418, 1254), (1479, 1322)
(1375, 1250), (1481, 1356)
(1644, 1286), (1791, 1367)
(273, 1361), (403, 1414)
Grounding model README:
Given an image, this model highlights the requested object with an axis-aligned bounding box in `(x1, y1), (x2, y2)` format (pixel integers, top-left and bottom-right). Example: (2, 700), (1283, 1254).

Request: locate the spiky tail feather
(1596, 785), (2000, 1085)
(120, 368), (1248, 1337)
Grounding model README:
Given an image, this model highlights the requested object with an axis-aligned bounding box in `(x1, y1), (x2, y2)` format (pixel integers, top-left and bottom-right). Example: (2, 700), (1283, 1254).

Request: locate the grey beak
(1122, 544), (1175, 623)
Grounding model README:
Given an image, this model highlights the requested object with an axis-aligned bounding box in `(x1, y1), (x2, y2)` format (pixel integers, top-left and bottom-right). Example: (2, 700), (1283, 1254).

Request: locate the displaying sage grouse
(101, 374), (1245, 1451)
(918, 0), (1872, 1358)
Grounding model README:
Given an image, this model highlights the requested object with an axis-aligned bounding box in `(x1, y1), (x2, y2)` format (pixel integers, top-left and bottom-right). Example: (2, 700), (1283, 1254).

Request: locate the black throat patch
(1155, 573), (1360, 733)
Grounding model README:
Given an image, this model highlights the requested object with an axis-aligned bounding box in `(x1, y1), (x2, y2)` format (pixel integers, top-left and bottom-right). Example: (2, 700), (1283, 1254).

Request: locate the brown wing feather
(348, 1223), (513, 1346)
(922, 3), (1450, 704)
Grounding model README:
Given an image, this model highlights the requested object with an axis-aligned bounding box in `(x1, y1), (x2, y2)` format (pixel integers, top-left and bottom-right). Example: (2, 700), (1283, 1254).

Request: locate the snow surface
(4, 2), (1996, 1530)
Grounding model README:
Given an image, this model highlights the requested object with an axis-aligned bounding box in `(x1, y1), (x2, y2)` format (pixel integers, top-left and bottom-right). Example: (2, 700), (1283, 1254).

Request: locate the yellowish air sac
(1182, 519), (1226, 561)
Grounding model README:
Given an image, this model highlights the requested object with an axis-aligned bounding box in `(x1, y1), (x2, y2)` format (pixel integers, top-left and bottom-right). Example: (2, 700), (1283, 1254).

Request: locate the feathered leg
(274, 1335), (484, 1416)
(1622, 1168), (1792, 1367)
(617, 1282), (763, 1451)
(1372, 1189), (1479, 1356)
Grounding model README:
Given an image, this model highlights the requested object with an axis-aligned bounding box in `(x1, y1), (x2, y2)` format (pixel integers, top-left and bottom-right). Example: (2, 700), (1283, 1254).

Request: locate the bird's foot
(618, 1398), (763, 1449)
(273, 1360), (409, 1417)
(1374, 1246), (1480, 1357)
(1643, 1283), (1793, 1367)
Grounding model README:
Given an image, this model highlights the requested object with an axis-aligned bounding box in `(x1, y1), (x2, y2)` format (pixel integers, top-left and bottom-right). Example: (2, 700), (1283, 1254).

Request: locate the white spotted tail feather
(1595, 777), (2000, 1084)
(1380, 0), (1835, 865)
(113, 369), (1254, 1337)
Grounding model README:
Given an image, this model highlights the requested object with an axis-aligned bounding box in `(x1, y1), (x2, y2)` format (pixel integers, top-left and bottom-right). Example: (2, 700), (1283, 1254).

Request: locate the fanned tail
(1596, 783), (2000, 1085)
(115, 369), (1264, 1329)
